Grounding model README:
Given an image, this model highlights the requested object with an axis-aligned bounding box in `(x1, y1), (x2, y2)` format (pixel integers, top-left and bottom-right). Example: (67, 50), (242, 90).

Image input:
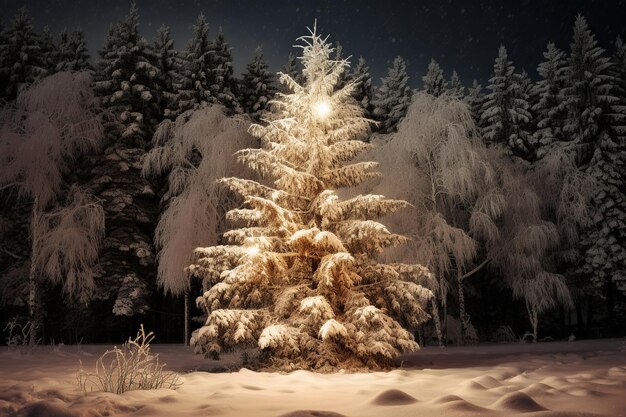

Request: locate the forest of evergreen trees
(0, 4), (624, 345)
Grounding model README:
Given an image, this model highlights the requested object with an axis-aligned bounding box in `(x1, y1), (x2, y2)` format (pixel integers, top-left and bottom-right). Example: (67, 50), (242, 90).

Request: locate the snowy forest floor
(1, 339), (626, 417)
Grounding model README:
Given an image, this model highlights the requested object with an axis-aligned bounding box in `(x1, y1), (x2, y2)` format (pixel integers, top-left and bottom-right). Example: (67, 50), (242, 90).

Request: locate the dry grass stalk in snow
(3, 317), (40, 351)
(77, 325), (181, 394)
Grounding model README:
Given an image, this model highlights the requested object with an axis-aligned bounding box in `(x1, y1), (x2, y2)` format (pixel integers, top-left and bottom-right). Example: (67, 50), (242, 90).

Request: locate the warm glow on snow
(245, 245), (261, 256)
(312, 98), (332, 120)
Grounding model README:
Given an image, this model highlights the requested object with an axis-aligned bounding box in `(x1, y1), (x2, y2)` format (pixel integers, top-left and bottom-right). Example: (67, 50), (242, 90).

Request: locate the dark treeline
(0, 3), (624, 345)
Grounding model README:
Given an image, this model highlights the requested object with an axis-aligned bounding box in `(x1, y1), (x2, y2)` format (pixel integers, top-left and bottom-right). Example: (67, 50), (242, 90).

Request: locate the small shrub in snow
(77, 325), (181, 394)
(3, 317), (40, 352)
(446, 315), (478, 345)
(491, 325), (518, 344)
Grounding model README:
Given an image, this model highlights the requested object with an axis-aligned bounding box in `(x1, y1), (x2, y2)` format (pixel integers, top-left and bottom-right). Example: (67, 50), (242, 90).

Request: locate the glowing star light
(312, 98), (332, 120)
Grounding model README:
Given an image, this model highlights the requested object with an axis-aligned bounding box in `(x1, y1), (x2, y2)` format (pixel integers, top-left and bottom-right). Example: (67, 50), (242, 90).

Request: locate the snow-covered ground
(1, 339), (626, 417)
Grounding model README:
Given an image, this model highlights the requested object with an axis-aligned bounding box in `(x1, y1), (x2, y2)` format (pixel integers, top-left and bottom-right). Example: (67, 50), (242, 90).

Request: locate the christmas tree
(189, 25), (434, 371)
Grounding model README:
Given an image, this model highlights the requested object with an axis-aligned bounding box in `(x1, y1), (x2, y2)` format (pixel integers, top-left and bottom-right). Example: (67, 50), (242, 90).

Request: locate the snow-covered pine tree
(152, 25), (180, 120)
(39, 26), (58, 74)
(56, 29), (91, 72)
(532, 42), (568, 157)
(174, 13), (213, 115)
(519, 69), (538, 144)
(350, 56), (373, 119)
(283, 52), (303, 86)
(0, 22), (5, 100)
(332, 42), (351, 91)
(189, 26), (434, 371)
(89, 2), (160, 316)
(372, 56), (412, 134)
(95, 2), (160, 138)
(239, 47), (276, 121)
(562, 16), (626, 312)
(561, 16), (615, 163)
(0, 7), (46, 101)
(480, 45), (535, 160)
(207, 28), (240, 113)
(422, 58), (446, 97)
(612, 37), (626, 100)
(464, 80), (484, 126)
(447, 70), (465, 98)
(612, 37), (626, 143)
(496, 158), (574, 342)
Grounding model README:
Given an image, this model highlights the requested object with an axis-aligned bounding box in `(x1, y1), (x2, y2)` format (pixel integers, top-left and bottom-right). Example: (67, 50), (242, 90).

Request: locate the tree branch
(459, 256), (492, 281)
(1, 247), (25, 260)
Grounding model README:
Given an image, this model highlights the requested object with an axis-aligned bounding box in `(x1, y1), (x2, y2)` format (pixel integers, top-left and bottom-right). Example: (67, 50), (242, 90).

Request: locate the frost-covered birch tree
(0, 72), (104, 343)
(371, 93), (573, 344)
(188, 26), (434, 371)
(143, 106), (256, 344)
(370, 93), (499, 344)
(494, 159), (574, 342)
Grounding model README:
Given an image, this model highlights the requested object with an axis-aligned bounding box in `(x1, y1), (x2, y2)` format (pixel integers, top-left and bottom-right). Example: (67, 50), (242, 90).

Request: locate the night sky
(2, 0), (626, 86)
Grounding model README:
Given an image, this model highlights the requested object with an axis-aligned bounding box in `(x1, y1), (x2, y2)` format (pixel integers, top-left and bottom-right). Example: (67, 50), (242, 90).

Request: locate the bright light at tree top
(245, 245), (260, 256)
(312, 98), (332, 120)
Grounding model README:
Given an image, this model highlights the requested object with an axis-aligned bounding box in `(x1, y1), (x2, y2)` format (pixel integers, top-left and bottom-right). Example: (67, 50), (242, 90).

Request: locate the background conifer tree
(372, 56), (411, 134)
(480, 45), (534, 160)
(0, 7), (46, 101)
(422, 58), (446, 97)
(239, 46), (276, 121)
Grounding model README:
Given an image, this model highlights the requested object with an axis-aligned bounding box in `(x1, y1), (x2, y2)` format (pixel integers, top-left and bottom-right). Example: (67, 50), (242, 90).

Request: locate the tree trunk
(184, 291), (190, 346)
(586, 294), (593, 333)
(430, 298), (444, 347)
(576, 302), (583, 334)
(605, 279), (614, 336)
(28, 197), (40, 346)
(442, 301), (447, 346)
(415, 326), (424, 347)
(527, 302), (538, 343)
(457, 271), (468, 345)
